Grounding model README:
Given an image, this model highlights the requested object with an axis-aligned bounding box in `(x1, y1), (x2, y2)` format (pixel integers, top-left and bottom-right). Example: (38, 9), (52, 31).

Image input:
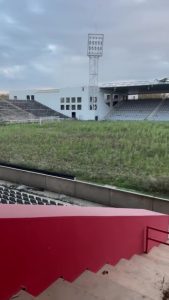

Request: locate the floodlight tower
(87, 33), (104, 116)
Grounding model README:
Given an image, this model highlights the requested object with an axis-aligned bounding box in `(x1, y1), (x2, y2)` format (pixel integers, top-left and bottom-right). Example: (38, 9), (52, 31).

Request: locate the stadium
(9, 77), (169, 121)
(1, 34), (169, 300)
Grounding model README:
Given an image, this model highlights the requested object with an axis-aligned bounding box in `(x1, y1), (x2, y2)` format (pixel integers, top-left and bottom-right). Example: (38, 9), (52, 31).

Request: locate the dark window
(77, 105), (82, 110)
(71, 97), (76, 103)
(60, 97), (64, 103)
(72, 112), (76, 118)
(90, 105), (92, 110)
(77, 97), (82, 103)
(72, 105), (76, 110)
(66, 105), (70, 110)
(61, 105), (64, 110)
(66, 97), (70, 103)
(31, 95), (34, 100)
(27, 95), (30, 100)
(94, 104), (97, 110)
(82, 87), (85, 91)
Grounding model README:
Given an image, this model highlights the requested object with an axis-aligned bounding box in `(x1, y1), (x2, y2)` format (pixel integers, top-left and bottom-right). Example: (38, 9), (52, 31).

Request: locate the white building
(9, 86), (111, 121)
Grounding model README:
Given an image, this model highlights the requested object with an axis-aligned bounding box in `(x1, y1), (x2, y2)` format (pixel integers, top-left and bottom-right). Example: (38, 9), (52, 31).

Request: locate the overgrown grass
(0, 120), (169, 196)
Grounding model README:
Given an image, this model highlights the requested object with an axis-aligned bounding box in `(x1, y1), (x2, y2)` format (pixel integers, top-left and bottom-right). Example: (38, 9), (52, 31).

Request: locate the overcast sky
(0, 0), (169, 90)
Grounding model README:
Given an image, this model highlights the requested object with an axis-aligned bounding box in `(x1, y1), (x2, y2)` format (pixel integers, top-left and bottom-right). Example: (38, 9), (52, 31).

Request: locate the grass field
(0, 120), (169, 196)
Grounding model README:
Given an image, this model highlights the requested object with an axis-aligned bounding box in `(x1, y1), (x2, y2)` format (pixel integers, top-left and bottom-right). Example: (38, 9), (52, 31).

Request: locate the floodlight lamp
(87, 34), (104, 57)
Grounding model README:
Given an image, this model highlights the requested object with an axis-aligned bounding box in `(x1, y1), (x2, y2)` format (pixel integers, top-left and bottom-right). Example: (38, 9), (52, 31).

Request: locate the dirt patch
(162, 288), (169, 300)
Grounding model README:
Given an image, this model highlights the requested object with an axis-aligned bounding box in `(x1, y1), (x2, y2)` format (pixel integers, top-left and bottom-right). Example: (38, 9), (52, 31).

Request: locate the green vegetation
(0, 120), (169, 196)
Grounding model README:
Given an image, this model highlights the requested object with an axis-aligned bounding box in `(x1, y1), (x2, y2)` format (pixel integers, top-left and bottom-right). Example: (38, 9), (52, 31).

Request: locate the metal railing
(145, 226), (169, 253)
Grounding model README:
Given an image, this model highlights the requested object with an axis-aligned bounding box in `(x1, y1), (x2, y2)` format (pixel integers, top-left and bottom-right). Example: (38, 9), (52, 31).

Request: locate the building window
(82, 87), (85, 91)
(90, 105), (92, 110)
(72, 105), (76, 110)
(60, 97), (64, 103)
(14, 96), (17, 100)
(31, 95), (34, 100)
(66, 97), (70, 103)
(61, 105), (64, 110)
(71, 97), (76, 103)
(77, 97), (82, 103)
(66, 105), (70, 110)
(93, 104), (97, 110)
(77, 104), (82, 110)
(27, 95), (30, 100)
(90, 96), (97, 103)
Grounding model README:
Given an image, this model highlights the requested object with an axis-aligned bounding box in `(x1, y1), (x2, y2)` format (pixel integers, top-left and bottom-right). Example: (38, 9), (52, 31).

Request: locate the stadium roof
(99, 78), (169, 94)
(100, 78), (169, 88)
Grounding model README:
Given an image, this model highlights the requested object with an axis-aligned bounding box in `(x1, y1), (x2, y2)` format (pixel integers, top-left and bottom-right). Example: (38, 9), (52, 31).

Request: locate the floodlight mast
(87, 34), (104, 119)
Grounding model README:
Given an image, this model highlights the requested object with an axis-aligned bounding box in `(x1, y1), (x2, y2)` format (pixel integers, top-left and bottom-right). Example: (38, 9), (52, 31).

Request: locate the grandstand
(108, 98), (169, 121)
(101, 79), (169, 121)
(109, 99), (161, 120)
(0, 99), (34, 121)
(0, 99), (68, 122)
(10, 99), (68, 119)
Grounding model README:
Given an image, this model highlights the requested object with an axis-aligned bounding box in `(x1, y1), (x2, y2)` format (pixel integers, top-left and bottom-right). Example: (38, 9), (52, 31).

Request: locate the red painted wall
(0, 205), (168, 300)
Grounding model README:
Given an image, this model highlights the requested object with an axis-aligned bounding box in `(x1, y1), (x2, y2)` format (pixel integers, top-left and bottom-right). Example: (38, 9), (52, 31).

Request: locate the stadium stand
(9, 99), (68, 119)
(109, 99), (162, 120)
(150, 99), (169, 121)
(0, 99), (34, 121)
(0, 185), (68, 206)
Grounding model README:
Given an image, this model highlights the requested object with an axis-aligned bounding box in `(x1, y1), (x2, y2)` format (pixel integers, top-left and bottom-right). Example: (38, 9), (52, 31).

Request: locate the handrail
(145, 226), (169, 253)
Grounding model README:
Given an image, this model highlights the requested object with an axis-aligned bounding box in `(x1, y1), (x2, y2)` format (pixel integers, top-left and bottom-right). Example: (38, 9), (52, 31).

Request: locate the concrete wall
(0, 165), (169, 214)
(0, 205), (168, 300)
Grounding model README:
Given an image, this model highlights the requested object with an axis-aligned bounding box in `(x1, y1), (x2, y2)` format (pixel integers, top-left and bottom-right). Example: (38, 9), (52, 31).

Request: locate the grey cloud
(0, 0), (169, 89)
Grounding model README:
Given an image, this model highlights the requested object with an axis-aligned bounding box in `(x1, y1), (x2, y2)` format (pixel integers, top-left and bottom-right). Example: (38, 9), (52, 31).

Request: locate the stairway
(10, 244), (169, 300)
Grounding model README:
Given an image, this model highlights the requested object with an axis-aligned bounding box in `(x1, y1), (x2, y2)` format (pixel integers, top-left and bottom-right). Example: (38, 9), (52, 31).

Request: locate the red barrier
(0, 205), (168, 300)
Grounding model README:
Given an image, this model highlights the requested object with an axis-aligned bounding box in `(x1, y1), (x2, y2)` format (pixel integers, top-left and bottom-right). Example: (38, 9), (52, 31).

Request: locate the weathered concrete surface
(0, 165), (169, 213)
(46, 175), (76, 197)
(37, 278), (98, 300)
(75, 180), (110, 205)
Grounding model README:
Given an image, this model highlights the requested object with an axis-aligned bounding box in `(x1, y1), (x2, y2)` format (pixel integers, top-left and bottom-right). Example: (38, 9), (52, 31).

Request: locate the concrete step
(150, 246), (169, 259)
(37, 278), (99, 300)
(131, 254), (169, 276)
(142, 252), (169, 268)
(10, 290), (35, 300)
(74, 270), (148, 300)
(98, 262), (159, 299)
(158, 243), (169, 253)
(117, 255), (169, 282)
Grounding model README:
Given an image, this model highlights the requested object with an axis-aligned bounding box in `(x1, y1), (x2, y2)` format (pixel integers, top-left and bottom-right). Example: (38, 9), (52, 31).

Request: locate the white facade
(9, 86), (110, 121)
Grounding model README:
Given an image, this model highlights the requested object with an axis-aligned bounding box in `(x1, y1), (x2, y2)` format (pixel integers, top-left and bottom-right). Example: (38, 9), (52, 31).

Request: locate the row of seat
(0, 186), (64, 206)
(110, 99), (169, 121)
(151, 99), (169, 121)
(0, 100), (32, 121)
(10, 100), (67, 118)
